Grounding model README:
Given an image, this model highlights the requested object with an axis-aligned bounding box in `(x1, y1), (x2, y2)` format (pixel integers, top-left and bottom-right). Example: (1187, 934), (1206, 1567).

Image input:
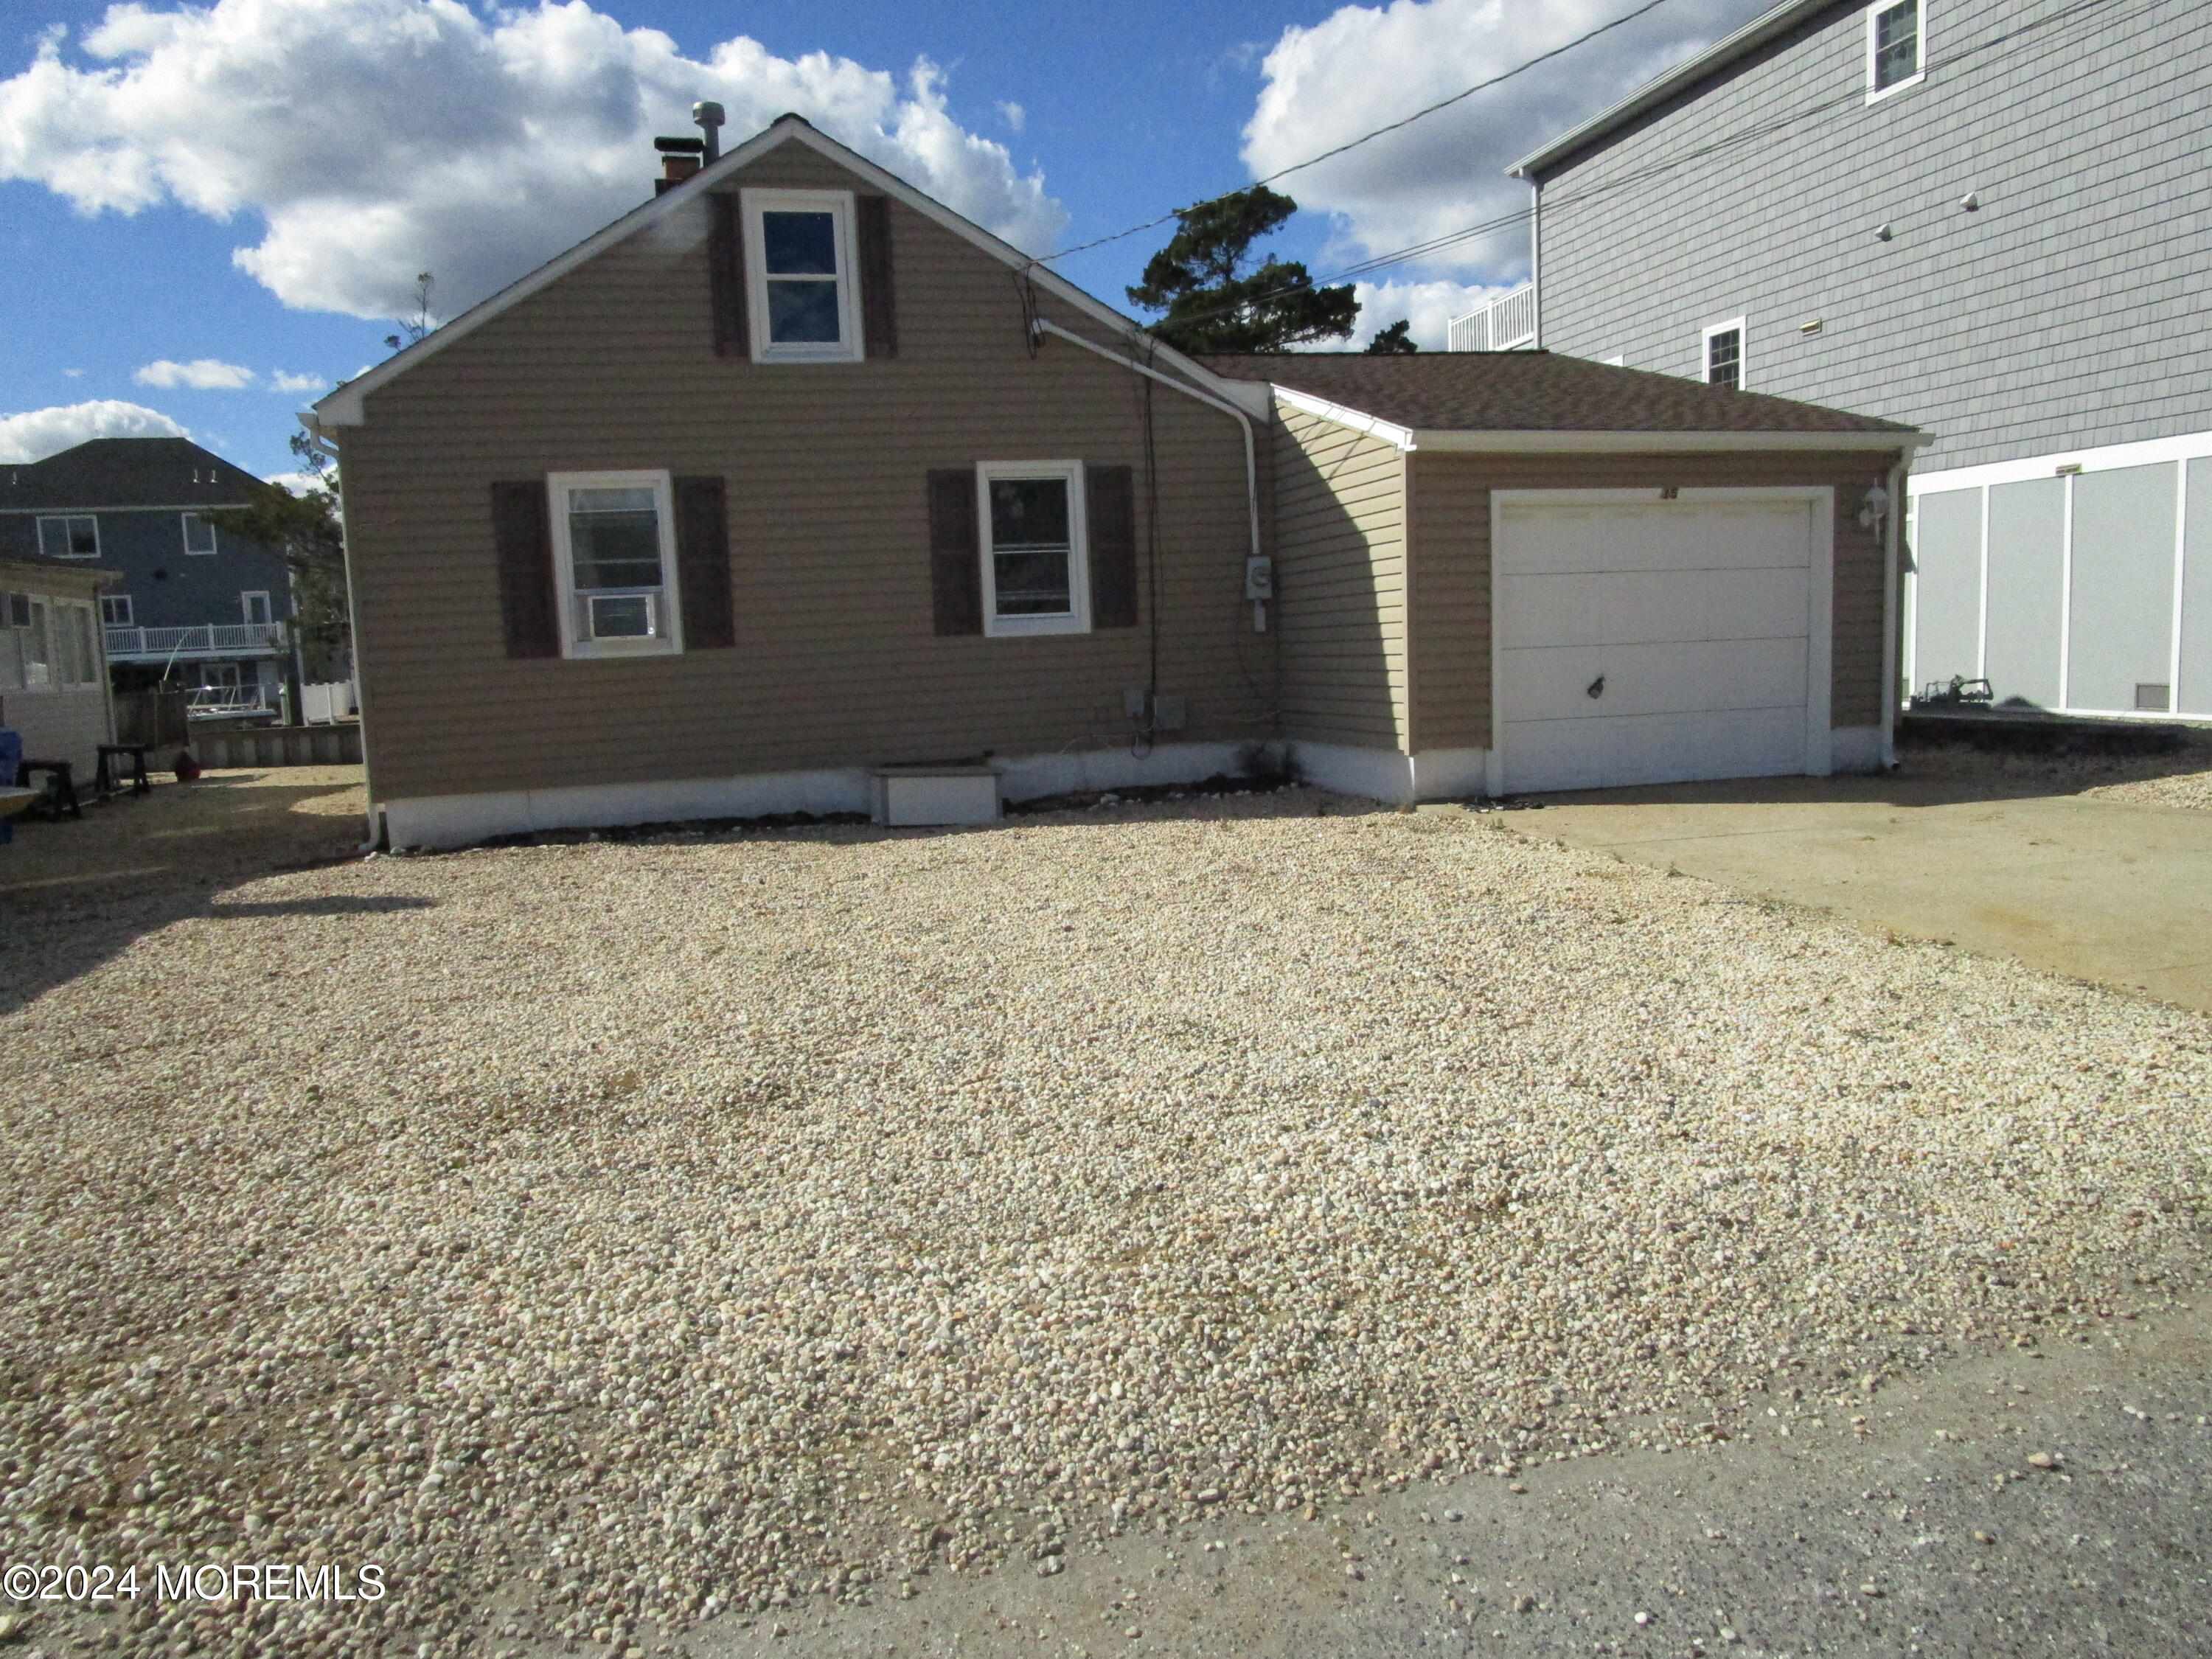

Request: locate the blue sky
(1, 0), (1770, 479)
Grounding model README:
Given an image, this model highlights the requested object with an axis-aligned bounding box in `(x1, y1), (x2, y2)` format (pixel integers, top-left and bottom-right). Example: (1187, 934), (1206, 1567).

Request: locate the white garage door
(1494, 492), (1832, 794)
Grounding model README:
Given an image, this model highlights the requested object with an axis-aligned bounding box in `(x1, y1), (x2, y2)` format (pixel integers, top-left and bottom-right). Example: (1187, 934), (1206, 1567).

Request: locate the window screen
(1873, 0), (1920, 91)
(762, 211), (843, 346)
(987, 476), (1074, 618)
(1705, 327), (1742, 389)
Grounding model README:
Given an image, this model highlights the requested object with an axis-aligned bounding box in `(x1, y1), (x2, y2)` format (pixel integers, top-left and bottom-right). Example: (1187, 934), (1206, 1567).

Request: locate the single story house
(307, 114), (1924, 849)
(0, 552), (116, 777)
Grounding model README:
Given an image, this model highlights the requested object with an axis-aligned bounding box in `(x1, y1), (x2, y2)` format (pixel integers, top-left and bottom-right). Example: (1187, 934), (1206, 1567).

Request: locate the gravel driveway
(2, 778), (2208, 1658)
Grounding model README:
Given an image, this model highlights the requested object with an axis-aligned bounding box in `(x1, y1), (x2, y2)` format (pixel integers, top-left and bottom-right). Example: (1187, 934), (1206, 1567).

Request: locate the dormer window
(742, 189), (862, 364)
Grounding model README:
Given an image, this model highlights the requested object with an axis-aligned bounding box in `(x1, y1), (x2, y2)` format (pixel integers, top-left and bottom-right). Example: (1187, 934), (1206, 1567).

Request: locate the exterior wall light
(1858, 482), (1891, 530)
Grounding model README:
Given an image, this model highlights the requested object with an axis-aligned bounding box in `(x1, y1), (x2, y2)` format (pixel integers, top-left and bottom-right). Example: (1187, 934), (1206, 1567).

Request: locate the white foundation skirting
(1829, 726), (1887, 773)
(380, 741), (1278, 849)
(1286, 741), (1491, 804)
(380, 725), (1895, 844)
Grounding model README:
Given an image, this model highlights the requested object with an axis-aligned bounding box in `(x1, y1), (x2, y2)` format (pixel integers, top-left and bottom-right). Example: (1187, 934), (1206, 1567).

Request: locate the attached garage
(1197, 352), (1927, 803)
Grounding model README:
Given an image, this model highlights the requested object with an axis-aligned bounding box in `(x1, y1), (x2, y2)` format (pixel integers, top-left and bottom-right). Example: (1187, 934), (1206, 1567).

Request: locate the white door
(1492, 492), (1832, 793)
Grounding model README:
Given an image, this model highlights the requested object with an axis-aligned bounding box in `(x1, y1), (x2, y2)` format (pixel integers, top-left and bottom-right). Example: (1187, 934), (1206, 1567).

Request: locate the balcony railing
(187, 684), (281, 719)
(105, 623), (286, 661)
(1446, 284), (1537, 352)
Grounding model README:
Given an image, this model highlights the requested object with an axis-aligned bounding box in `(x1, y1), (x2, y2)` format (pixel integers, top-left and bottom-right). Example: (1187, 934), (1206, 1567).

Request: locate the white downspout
(297, 414), (380, 849)
(1028, 319), (1261, 566)
(1529, 177), (1543, 349)
(1882, 455), (1905, 768)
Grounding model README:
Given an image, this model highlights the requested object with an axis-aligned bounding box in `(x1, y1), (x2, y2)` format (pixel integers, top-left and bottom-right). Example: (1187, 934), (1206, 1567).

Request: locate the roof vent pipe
(692, 101), (725, 163)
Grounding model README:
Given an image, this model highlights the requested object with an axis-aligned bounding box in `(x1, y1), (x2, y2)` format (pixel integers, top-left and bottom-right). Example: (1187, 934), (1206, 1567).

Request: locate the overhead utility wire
(1037, 0), (1688, 264)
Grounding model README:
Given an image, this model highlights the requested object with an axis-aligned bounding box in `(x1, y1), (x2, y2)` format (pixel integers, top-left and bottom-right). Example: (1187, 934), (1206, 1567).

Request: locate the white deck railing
(1446, 285), (1537, 352)
(105, 623), (286, 661)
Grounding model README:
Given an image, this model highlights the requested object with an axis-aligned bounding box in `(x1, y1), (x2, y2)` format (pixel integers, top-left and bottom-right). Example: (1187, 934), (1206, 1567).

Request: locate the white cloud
(0, 400), (189, 463)
(0, 0), (1068, 321)
(270, 369), (326, 394)
(997, 100), (1024, 132)
(63, 367), (84, 378)
(263, 468), (331, 496)
(1245, 0), (1773, 284)
(135, 357), (257, 389)
(1349, 278), (1517, 349)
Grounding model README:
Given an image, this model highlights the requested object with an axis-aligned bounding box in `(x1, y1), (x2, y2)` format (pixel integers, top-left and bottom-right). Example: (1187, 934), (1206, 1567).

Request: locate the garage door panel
(1596, 637), (1806, 717)
(1502, 709), (1808, 793)
(1497, 644), (1607, 720)
(1500, 567), (1806, 650)
(1696, 504), (1813, 568)
(1704, 566), (1809, 640)
(1498, 571), (1708, 647)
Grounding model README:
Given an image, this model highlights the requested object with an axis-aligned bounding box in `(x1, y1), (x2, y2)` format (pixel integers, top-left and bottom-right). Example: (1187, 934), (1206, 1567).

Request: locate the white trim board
(311, 115), (1239, 429)
(1270, 386), (1417, 451)
(1910, 428), (2212, 493)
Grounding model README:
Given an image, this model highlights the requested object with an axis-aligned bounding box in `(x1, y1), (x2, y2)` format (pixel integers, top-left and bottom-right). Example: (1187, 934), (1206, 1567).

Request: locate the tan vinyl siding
(1270, 400), (1407, 750)
(1405, 449), (1903, 743)
(339, 143), (1267, 803)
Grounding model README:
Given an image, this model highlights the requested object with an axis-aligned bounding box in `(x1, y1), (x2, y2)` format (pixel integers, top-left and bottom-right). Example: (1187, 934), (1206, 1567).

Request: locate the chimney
(653, 136), (704, 195)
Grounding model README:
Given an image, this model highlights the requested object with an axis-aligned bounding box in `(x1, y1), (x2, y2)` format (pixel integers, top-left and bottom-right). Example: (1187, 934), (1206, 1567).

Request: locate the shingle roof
(1196, 351), (1917, 437)
(1, 438), (263, 512)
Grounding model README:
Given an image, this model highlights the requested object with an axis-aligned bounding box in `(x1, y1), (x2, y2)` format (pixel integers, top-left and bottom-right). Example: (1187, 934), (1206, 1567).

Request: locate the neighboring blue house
(0, 437), (295, 712)
(1478, 0), (2211, 722)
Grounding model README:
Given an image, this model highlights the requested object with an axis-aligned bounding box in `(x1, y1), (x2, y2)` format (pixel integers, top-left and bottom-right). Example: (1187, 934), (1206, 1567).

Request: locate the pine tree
(1127, 187), (1357, 353)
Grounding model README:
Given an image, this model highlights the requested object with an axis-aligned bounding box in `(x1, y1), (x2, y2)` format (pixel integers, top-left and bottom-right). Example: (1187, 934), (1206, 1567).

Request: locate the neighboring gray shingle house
(0, 438), (296, 714)
(1501, 0), (2211, 720)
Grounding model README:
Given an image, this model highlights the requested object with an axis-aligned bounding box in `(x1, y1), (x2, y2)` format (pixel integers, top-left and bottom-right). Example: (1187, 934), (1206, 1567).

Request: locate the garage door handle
(1587, 675), (1605, 699)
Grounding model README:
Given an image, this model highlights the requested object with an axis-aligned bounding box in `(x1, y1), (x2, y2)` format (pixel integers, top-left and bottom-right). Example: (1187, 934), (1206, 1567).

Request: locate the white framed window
(742, 189), (863, 364)
(182, 512), (218, 554)
(977, 461), (1090, 638)
(1866, 0), (1924, 100)
(546, 470), (684, 658)
(101, 594), (133, 627)
(1703, 318), (1746, 389)
(37, 515), (99, 559)
(241, 591), (274, 626)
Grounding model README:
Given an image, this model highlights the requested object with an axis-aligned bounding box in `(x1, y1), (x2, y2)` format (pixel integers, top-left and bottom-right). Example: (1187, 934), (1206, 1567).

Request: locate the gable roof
(312, 114), (1237, 428)
(1197, 352), (1922, 451)
(1, 437), (262, 512)
(1512, 0), (1842, 181)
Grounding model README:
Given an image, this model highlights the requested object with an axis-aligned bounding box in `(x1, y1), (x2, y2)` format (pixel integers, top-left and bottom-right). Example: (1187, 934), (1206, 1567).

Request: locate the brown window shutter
(490, 481), (559, 658)
(857, 194), (898, 359)
(674, 476), (736, 650)
(708, 192), (747, 358)
(1087, 463), (1138, 628)
(927, 468), (982, 636)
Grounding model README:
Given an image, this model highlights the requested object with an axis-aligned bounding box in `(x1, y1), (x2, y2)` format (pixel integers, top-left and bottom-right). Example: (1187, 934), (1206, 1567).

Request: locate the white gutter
(1031, 319), (1262, 562)
(1410, 429), (1930, 453)
(1262, 400), (1929, 453)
